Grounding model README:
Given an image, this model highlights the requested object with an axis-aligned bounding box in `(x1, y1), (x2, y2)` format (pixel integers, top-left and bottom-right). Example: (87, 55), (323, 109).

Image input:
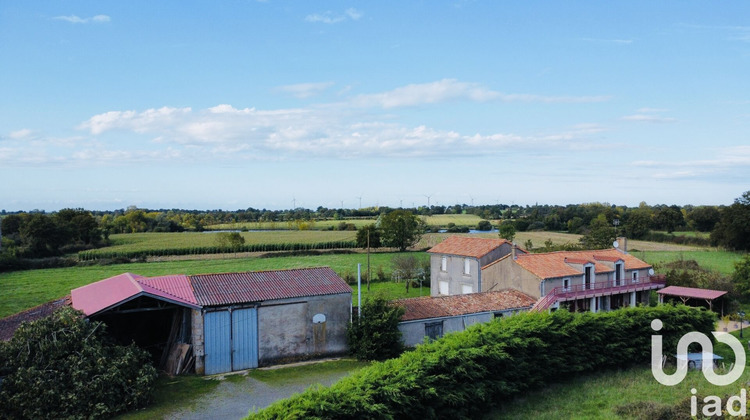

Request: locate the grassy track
(0, 252), (428, 318)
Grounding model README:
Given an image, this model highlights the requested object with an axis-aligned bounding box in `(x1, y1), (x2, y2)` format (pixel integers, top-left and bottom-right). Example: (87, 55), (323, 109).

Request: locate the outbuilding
(71, 267), (352, 375)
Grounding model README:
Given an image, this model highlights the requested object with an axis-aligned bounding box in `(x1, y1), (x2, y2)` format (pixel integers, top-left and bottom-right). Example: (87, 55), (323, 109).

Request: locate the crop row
(78, 241), (357, 261)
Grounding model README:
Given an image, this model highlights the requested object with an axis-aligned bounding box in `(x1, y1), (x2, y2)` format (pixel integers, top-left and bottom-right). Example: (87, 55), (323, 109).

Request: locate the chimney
(615, 236), (627, 253)
(511, 242), (517, 260)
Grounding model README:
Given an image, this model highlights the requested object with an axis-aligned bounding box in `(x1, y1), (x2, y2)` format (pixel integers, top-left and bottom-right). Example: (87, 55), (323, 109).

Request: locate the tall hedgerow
(249, 305), (714, 420)
(0, 306), (158, 419)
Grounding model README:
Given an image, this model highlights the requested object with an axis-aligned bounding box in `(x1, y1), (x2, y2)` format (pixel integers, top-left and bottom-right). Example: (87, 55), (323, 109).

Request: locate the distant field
(631, 249), (745, 276)
(207, 214), (485, 231)
(0, 252), (429, 318)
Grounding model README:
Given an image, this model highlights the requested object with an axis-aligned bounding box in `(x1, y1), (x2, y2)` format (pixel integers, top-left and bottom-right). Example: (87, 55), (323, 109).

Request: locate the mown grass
(489, 366), (738, 419)
(0, 252), (429, 318)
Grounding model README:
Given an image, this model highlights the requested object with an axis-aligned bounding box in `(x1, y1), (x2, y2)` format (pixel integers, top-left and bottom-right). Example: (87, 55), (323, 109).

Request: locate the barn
(70, 267), (352, 375)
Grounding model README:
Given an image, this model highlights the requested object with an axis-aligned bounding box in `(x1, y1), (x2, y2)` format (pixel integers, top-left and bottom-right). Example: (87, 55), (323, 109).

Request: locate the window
(461, 284), (473, 294)
(615, 262), (623, 286)
(464, 258), (471, 275)
(439, 281), (449, 295)
(632, 271), (639, 283)
(563, 278), (571, 292)
(441, 256), (447, 272)
(584, 265), (593, 290)
(425, 322), (443, 341)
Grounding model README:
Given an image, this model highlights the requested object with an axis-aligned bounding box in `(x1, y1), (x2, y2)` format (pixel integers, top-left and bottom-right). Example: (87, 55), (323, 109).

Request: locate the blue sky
(1, 1), (749, 211)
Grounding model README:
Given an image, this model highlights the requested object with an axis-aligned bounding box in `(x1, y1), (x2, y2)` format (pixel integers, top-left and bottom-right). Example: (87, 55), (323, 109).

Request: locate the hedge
(78, 240), (357, 261)
(248, 305), (715, 419)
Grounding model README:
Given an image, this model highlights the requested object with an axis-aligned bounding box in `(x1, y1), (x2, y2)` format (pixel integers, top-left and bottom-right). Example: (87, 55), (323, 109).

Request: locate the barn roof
(657, 286), (727, 301)
(191, 267), (351, 306)
(392, 290), (536, 322)
(427, 236), (511, 258)
(70, 267), (351, 315)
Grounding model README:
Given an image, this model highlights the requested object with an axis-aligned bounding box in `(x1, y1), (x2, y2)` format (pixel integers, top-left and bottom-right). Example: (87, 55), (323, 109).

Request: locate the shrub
(251, 305), (714, 419)
(0, 306), (157, 419)
(476, 220), (493, 231)
(347, 296), (405, 361)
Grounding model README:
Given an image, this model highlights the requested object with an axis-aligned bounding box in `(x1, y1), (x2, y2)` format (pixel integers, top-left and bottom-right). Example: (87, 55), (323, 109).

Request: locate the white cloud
(305, 9), (362, 24)
(53, 14), (110, 24)
(276, 82), (335, 98)
(351, 79), (609, 108)
(621, 114), (678, 123)
(9, 129), (33, 139)
(632, 145), (750, 179)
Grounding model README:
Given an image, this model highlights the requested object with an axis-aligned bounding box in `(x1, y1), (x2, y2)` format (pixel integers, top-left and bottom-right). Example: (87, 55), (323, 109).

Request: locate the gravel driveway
(164, 360), (359, 420)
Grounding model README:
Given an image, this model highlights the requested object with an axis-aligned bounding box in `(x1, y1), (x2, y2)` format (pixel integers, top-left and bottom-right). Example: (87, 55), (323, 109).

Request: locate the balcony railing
(531, 275), (666, 312)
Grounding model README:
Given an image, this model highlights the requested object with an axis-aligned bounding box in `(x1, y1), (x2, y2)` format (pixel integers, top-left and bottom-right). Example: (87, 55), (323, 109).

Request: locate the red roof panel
(657, 286), (727, 300)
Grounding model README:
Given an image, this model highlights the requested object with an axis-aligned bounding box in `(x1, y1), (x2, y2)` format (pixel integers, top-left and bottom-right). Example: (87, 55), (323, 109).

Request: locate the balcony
(531, 275), (666, 312)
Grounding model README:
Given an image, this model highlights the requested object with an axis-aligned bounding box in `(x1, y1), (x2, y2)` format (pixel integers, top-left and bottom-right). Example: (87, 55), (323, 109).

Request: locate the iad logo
(651, 318), (745, 386)
(651, 318), (748, 417)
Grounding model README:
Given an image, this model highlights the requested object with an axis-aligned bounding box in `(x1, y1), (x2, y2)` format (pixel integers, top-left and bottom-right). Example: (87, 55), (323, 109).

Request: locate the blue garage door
(204, 310), (231, 375)
(204, 308), (258, 374)
(232, 307), (258, 370)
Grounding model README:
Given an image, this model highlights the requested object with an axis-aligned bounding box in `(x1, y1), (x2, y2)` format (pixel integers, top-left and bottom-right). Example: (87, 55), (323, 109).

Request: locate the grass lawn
(0, 252), (429, 318)
(488, 366), (738, 419)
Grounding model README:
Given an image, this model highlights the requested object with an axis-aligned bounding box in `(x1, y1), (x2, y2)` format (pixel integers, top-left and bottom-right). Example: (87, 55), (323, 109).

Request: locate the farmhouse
(428, 236), (665, 312)
(70, 267), (352, 375)
(393, 289), (536, 347)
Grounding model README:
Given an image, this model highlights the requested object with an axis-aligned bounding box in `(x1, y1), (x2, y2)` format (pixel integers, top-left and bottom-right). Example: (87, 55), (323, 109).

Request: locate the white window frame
(461, 284), (473, 294)
(615, 262), (623, 286)
(632, 270), (639, 283)
(441, 256), (447, 272)
(463, 258), (471, 276)
(563, 278), (571, 292)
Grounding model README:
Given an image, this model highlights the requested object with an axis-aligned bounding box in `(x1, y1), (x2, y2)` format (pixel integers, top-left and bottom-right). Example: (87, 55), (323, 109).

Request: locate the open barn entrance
(93, 296), (194, 374)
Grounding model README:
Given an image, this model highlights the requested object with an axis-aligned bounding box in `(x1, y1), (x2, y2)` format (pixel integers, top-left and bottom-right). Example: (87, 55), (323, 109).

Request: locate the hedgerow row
(78, 240), (357, 261)
(249, 305), (714, 420)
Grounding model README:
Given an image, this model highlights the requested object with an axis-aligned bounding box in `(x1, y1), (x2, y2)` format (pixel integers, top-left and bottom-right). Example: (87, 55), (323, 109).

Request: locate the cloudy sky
(1, 1), (749, 211)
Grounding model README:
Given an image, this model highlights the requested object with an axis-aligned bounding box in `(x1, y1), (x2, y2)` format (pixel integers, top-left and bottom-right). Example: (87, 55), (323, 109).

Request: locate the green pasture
(100, 231), (358, 253)
(632, 249), (745, 276)
(0, 252), (429, 318)
(206, 214), (485, 231)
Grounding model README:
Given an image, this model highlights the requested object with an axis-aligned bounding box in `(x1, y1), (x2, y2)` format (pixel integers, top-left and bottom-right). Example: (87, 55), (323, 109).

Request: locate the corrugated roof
(657, 286), (727, 300)
(515, 248), (651, 280)
(427, 236), (510, 258)
(71, 272), (146, 316)
(393, 290), (537, 321)
(138, 275), (198, 306)
(190, 267), (352, 306)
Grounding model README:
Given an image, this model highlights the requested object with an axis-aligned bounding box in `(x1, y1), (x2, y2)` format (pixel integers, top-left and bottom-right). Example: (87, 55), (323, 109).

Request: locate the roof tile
(428, 236), (510, 258)
(393, 290), (536, 321)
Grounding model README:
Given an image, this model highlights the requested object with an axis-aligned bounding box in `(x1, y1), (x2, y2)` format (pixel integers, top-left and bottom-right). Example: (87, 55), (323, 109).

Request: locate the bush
(251, 305), (714, 419)
(347, 296), (405, 361)
(0, 307), (158, 419)
(476, 220), (493, 231)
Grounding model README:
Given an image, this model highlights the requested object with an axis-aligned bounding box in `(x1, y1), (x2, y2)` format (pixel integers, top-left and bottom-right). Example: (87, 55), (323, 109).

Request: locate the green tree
(623, 206), (652, 239)
(687, 206), (721, 232)
(356, 224), (382, 249)
(579, 214), (616, 249)
(732, 255), (750, 301)
(652, 205), (685, 233)
(498, 222), (516, 242)
(711, 191), (750, 251)
(379, 210), (424, 252)
(19, 213), (66, 257)
(0, 307), (157, 419)
(347, 295), (405, 361)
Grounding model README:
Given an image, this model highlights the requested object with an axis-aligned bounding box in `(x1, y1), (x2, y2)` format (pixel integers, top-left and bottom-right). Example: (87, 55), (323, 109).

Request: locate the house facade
(427, 236), (513, 296)
(428, 236), (665, 313)
(71, 267), (352, 375)
(392, 289), (536, 347)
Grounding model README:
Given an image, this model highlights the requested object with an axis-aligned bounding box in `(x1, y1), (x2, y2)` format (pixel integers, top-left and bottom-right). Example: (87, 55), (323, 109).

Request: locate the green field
(206, 214), (485, 231)
(0, 252), (429, 318)
(632, 250), (745, 276)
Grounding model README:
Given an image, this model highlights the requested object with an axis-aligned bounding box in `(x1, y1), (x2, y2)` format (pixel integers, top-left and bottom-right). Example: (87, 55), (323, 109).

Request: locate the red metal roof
(657, 286), (727, 300)
(71, 273), (146, 316)
(138, 275), (198, 306)
(428, 236), (511, 258)
(190, 267), (352, 306)
(392, 290), (537, 321)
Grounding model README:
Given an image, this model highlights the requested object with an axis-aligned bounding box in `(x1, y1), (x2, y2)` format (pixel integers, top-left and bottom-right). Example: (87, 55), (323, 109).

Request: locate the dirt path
(164, 361), (358, 420)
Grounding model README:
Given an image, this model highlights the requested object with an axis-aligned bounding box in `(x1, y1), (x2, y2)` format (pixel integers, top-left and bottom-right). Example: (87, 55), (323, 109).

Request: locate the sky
(1, 1), (749, 212)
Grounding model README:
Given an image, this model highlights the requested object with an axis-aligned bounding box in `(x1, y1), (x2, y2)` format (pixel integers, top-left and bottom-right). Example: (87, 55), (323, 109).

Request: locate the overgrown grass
(0, 252), (429, 317)
(489, 366), (736, 419)
(632, 250), (745, 276)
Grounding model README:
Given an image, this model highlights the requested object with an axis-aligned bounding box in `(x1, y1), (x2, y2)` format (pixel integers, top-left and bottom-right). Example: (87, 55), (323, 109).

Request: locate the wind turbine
(424, 194), (432, 208)
(356, 196), (362, 209)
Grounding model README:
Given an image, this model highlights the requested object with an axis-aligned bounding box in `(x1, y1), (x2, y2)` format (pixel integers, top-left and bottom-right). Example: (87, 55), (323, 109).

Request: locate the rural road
(164, 363), (355, 420)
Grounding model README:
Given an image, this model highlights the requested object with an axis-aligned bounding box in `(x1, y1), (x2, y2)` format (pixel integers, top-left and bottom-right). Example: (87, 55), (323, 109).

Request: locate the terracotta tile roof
(393, 290), (537, 322)
(515, 248), (651, 280)
(427, 236), (510, 258)
(190, 267), (351, 306)
(657, 286), (727, 300)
